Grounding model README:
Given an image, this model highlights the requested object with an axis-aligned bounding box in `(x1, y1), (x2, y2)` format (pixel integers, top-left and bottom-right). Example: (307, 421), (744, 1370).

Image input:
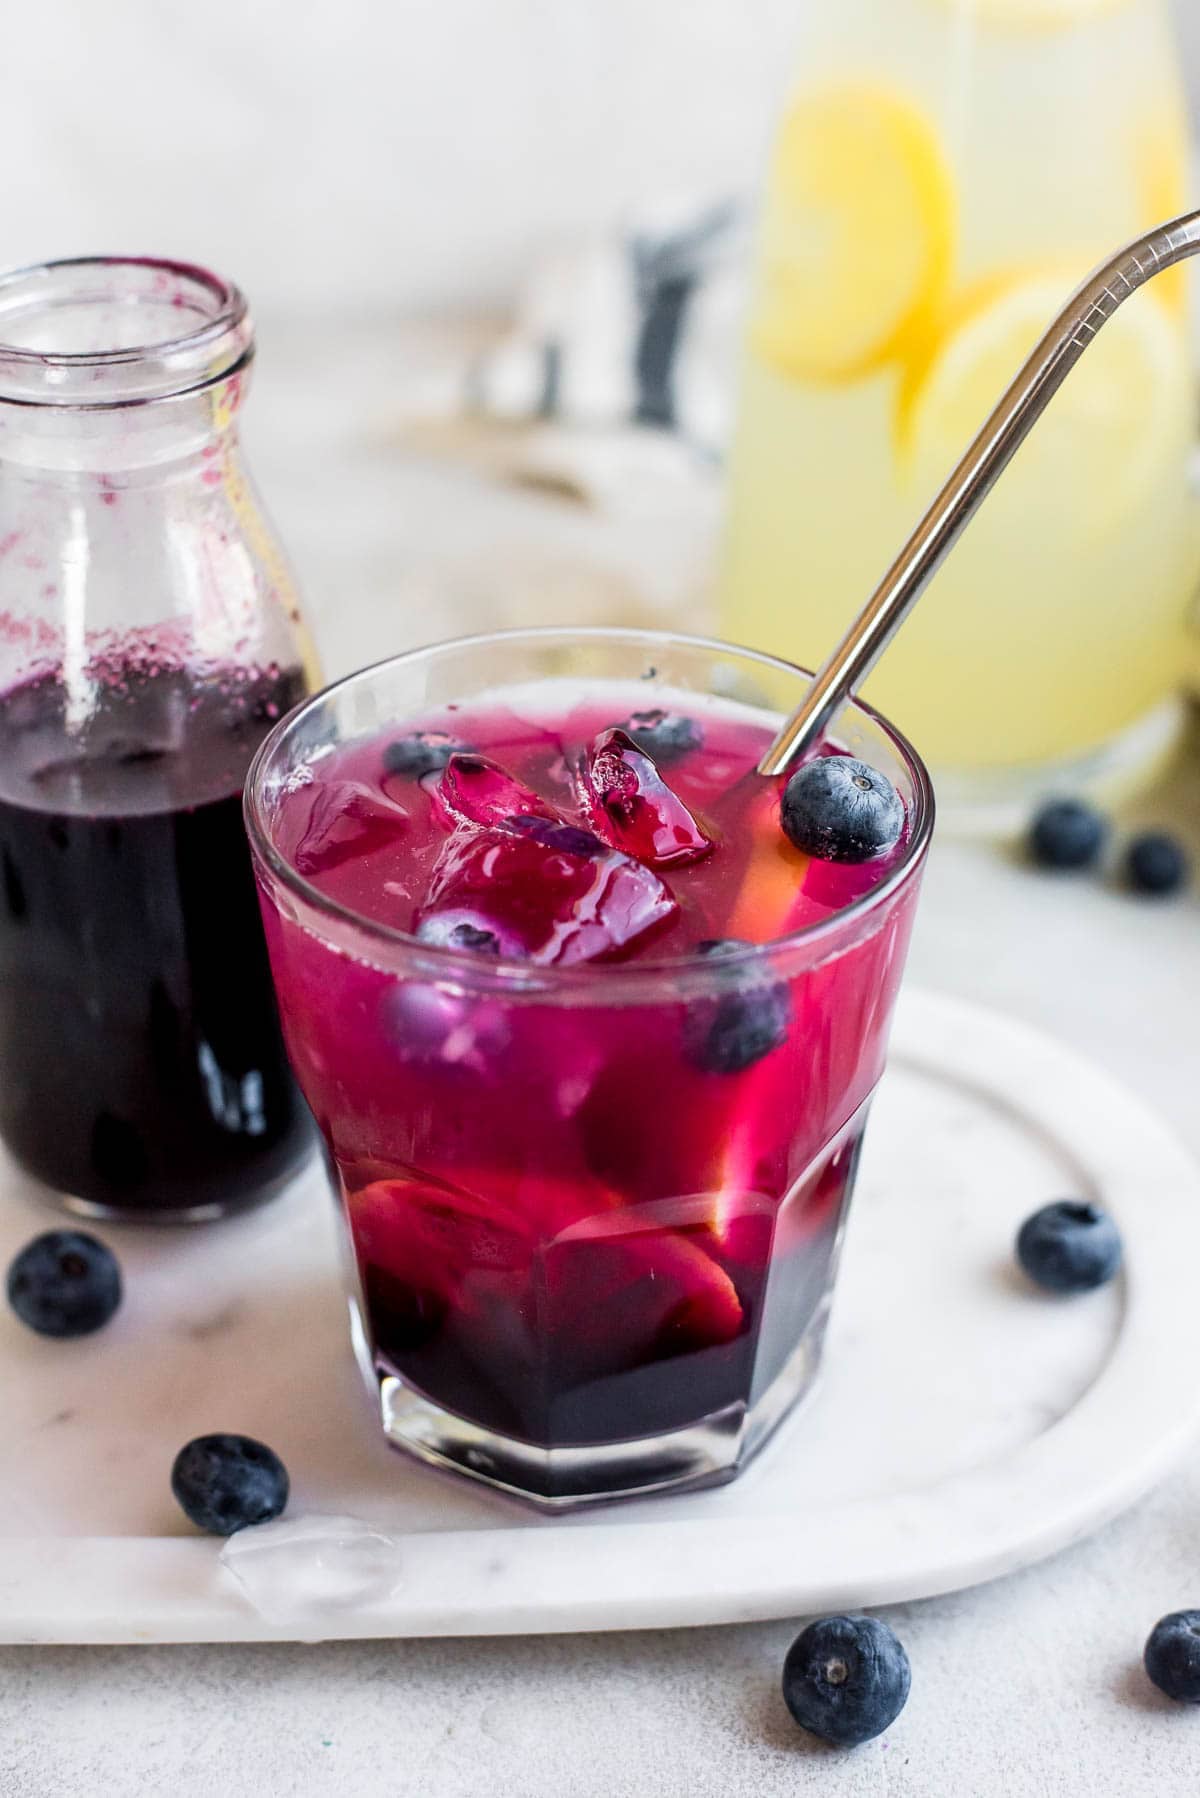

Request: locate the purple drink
(247, 631), (933, 1506)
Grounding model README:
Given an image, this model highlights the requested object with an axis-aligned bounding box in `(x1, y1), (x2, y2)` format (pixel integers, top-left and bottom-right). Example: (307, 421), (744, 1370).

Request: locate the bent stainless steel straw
(758, 208), (1200, 777)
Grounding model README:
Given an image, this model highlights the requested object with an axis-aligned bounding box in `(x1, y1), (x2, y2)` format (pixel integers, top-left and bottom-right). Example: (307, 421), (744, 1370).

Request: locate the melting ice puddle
(220, 1514), (402, 1626)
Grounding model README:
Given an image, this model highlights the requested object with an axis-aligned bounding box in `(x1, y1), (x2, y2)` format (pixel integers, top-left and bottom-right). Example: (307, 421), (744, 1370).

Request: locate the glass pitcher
(0, 257), (318, 1221)
(719, 0), (1196, 824)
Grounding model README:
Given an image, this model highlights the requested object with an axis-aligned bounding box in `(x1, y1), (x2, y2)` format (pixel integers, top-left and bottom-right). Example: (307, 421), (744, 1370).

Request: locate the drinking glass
(246, 628), (933, 1507)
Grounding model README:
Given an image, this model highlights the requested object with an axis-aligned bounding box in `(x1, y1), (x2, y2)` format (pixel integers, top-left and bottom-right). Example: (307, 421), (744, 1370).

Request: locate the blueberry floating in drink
(617, 707), (703, 765)
(781, 757), (904, 864)
(382, 731), (471, 778)
(686, 939), (791, 1075)
(415, 916), (505, 955)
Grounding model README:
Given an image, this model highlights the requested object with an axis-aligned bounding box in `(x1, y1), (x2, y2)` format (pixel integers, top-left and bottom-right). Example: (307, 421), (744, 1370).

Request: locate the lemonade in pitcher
(720, 0), (1196, 814)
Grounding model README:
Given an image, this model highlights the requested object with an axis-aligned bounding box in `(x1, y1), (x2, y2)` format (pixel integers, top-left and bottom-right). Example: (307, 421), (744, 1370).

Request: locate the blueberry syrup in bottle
(0, 664), (311, 1217)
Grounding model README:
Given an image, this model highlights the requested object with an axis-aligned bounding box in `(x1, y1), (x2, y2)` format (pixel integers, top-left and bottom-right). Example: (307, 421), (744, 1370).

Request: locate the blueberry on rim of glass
(415, 914), (504, 955)
(781, 757), (904, 864)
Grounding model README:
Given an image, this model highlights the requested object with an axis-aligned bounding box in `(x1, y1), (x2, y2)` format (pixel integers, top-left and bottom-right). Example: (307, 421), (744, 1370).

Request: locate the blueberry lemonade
(721, 0), (1194, 805)
(247, 632), (932, 1506)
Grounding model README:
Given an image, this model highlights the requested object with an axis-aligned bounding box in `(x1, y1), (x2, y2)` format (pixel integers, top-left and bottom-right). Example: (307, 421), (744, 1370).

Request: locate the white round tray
(2, 987), (1198, 1644)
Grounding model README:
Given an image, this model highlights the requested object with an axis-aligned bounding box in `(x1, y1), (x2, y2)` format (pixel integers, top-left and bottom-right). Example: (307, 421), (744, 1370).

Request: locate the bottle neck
(0, 256), (254, 477)
(0, 365), (250, 479)
(0, 257), (312, 699)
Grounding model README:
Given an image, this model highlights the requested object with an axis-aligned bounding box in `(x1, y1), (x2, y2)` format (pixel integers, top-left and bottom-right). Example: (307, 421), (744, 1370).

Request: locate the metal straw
(758, 208), (1200, 778)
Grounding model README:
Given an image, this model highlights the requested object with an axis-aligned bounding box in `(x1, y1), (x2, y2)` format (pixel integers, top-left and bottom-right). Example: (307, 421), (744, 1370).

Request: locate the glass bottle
(719, 0), (1196, 827)
(0, 257), (318, 1221)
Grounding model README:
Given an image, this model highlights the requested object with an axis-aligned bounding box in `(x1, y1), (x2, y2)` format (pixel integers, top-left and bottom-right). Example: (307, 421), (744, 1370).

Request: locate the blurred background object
(0, 0), (785, 664)
(0, 0), (800, 316)
(3, 0), (1197, 826)
(0, 0), (1195, 308)
(720, 0), (1197, 828)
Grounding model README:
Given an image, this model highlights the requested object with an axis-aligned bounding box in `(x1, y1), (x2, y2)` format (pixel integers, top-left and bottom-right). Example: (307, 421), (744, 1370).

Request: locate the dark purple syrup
(0, 664), (311, 1216)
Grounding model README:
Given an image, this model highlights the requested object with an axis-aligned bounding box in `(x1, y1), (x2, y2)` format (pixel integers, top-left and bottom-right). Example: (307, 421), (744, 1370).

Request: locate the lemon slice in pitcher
(898, 268), (1190, 537)
(751, 83), (955, 385)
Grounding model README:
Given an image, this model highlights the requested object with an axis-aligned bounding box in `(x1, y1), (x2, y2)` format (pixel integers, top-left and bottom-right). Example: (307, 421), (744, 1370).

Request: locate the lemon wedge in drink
(897, 267), (1191, 540)
(751, 82), (955, 385)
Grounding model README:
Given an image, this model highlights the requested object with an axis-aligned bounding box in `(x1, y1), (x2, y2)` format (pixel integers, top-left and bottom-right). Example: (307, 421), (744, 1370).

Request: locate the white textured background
(0, 0), (1195, 316)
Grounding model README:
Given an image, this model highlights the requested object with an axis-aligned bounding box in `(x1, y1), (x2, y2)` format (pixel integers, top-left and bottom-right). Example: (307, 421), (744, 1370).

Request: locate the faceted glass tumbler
(246, 628), (933, 1508)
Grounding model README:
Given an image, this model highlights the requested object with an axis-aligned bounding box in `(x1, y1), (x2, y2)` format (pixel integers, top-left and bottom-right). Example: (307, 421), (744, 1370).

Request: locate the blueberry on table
(782, 1614), (911, 1747)
(780, 757), (904, 864)
(1145, 1611), (1200, 1702)
(1028, 799), (1106, 871)
(1123, 831), (1190, 898)
(686, 938), (791, 1075)
(1015, 1200), (1122, 1294)
(6, 1230), (121, 1338)
(617, 707), (703, 765)
(172, 1433), (289, 1535)
(382, 731), (469, 779)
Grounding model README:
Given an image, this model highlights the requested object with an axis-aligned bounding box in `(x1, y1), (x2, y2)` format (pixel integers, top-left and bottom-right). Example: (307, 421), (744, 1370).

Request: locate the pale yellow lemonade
(720, 0), (1196, 791)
